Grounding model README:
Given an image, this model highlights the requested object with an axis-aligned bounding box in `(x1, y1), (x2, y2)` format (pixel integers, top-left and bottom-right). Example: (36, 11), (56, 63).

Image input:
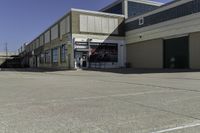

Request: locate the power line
(5, 42), (8, 58)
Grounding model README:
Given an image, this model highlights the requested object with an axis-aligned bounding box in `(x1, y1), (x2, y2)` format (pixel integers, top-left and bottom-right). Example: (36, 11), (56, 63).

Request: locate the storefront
(74, 41), (121, 69)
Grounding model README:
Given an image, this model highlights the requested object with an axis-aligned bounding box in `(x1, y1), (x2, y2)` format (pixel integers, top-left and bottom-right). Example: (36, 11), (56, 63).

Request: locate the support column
(122, 0), (128, 19)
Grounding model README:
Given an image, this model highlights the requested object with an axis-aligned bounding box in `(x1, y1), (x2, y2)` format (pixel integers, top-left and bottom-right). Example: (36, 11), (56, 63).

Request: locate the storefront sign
(75, 42), (89, 49)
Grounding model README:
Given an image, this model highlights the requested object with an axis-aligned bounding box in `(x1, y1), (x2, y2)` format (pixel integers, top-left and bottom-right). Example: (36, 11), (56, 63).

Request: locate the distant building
(0, 52), (20, 68)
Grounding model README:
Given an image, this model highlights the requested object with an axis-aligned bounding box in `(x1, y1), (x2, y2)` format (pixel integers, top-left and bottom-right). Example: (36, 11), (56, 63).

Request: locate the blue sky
(0, 0), (171, 52)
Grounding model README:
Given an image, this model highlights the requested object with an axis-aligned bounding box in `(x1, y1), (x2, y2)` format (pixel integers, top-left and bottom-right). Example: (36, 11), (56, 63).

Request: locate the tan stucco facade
(190, 32), (200, 69)
(127, 39), (163, 68)
(71, 10), (125, 36)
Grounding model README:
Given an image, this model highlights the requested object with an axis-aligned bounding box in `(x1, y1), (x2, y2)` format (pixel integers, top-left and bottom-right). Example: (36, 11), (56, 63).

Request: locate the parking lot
(0, 69), (200, 133)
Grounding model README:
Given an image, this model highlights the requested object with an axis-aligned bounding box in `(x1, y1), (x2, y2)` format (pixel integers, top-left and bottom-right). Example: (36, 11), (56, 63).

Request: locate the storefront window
(44, 50), (51, 64)
(60, 45), (66, 63)
(40, 53), (45, 64)
(52, 48), (58, 63)
(89, 43), (118, 62)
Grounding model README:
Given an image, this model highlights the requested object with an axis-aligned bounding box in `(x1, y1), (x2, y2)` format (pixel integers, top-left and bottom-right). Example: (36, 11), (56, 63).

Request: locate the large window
(60, 45), (66, 63)
(52, 48), (58, 63)
(40, 54), (45, 64)
(89, 43), (118, 62)
(45, 50), (51, 64)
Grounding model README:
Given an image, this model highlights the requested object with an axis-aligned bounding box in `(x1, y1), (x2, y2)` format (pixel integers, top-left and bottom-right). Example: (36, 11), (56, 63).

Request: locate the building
(19, 0), (200, 70)
(126, 0), (200, 69)
(21, 9), (125, 69)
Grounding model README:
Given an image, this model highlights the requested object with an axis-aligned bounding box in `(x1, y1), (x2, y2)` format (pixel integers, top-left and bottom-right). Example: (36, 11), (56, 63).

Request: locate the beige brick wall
(127, 39), (163, 68)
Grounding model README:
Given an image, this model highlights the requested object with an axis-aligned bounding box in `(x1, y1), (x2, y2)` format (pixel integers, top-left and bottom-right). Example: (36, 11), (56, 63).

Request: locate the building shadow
(0, 55), (22, 68)
(0, 67), (75, 73)
(83, 68), (200, 74)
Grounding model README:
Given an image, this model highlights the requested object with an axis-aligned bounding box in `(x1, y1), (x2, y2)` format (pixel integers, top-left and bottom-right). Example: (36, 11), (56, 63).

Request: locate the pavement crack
(98, 79), (200, 93)
(113, 97), (200, 121)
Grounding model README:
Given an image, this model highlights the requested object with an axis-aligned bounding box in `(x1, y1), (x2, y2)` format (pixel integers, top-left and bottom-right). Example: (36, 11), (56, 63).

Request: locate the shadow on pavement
(0, 68), (74, 73)
(1, 68), (200, 74)
(83, 68), (200, 74)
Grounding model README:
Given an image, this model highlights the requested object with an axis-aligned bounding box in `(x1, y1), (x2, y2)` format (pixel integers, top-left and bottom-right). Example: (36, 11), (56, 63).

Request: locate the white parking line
(151, 122), (200, 133)
(74, 90), (172, 100)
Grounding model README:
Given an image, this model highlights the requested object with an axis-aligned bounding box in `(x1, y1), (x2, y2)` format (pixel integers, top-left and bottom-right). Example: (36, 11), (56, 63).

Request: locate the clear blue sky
(0, 0), (171, 52)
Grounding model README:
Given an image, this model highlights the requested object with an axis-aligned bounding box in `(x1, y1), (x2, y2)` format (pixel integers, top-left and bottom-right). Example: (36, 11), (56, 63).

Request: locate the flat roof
(100, 0), (164, 12)
(71, 8), (125, 17)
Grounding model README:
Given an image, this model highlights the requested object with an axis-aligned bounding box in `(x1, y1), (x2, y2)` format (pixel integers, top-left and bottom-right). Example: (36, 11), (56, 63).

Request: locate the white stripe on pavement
(151, 122), (200, 133)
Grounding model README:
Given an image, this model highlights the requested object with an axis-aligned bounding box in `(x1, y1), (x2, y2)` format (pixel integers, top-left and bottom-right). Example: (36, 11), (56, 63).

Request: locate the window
(45, 50), (51, 64)
(89, 43), (118, 62)
(36, 39), (40, 48)
(40, 53), (45, 64)
(52, 48), (58, 63)
(139, 17), (144, 25)
(45, 31), (50, 43)
(60, 45), (66, 63)
(60, 16), (70, 39)
(40, 35), (44, 46)
(51, 25), (58, 40)
(128, 1), (159, 17)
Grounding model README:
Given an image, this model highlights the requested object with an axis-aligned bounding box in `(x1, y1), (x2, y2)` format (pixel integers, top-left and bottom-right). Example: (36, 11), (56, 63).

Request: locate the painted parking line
(151, 122), (200, 133)
(73, 90), (173, 100)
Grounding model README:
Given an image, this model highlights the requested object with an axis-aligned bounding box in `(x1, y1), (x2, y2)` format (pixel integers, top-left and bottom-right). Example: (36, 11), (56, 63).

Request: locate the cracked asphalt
(0, 69), (200, 133)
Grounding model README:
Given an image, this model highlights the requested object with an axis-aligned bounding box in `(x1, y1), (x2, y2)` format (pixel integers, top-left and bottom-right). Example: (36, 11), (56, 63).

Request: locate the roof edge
(71, 8), (125, 17)
(100, 0), (164, 12)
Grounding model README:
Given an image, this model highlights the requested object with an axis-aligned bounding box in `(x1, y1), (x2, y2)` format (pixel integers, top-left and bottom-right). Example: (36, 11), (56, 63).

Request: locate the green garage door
(164, 36), (189, 69)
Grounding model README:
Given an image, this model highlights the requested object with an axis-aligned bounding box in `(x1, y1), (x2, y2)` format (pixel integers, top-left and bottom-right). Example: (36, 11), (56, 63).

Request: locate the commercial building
(22, 9), (125, 69)
(19, 0), (200, 69)
(126, 0), (200, 69)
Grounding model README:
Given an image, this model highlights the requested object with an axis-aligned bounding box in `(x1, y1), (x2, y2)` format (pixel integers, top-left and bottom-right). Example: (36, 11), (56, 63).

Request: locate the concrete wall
(190, 32), (200, 69)
(127, 39), (163, 68)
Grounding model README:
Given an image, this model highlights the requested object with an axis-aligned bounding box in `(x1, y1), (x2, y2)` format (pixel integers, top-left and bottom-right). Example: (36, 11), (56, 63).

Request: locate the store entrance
(75, 51), (88, 68)
(164, 36), (189, 69)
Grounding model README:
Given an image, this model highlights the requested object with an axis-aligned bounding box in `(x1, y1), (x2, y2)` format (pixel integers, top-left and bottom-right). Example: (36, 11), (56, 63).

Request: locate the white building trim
(71, 8), (125, 17)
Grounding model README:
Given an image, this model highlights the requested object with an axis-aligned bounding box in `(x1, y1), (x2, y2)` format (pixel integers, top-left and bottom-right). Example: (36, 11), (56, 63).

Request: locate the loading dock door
(164, 36), (189, 69)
